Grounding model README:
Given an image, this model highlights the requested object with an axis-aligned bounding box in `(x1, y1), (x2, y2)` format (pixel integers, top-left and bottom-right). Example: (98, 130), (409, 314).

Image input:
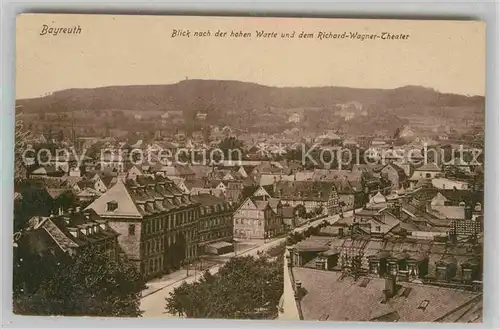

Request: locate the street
(140, 237), (285, 317)
(139, 210), (352, 317)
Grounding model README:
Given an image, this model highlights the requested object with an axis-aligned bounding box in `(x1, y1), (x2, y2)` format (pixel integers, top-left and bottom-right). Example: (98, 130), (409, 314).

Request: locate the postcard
(14, 14), (484, 322)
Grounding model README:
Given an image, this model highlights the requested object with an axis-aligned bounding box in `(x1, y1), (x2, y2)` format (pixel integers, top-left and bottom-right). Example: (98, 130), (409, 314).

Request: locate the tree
(293, 204), (306, 218)
(165, 256), (283, 319)
(14, 116), (31, 182)
(54, 190), (79, 212)
(13, 247), (146, 317)
(218, 137), (245, 159)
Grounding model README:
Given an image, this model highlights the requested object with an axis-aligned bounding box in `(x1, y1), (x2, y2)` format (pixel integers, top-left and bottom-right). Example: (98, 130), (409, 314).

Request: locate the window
(128, 224), (135, 236)
(148, 259), (154, 273)
(375, 226), (381, 232)
(425, 173), (431, 178)
(107, 201), (118, 212)
(417, 300), (429, 310)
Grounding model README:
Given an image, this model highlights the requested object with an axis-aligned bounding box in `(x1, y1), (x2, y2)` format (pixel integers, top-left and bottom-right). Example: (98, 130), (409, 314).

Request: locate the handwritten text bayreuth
(40, 25), (82, 36)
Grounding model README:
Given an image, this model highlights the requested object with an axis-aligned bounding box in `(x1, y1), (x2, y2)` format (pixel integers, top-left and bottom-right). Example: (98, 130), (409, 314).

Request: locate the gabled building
(233, 196), (283, 240)
(379, 163), (408, 190)
(333, 179), (365, 212)
(409, 163), (442, 188)
(22, 208), (119, 260)
(86, 175), (200, 279)
(272, 181), (341, 216)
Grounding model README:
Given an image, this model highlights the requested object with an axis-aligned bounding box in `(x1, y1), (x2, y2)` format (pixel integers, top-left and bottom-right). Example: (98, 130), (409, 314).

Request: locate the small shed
(205, 241), (234, 255)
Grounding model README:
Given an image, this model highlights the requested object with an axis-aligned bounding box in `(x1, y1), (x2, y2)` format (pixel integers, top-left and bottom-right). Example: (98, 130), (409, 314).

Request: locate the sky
(16, 14), (485, 99)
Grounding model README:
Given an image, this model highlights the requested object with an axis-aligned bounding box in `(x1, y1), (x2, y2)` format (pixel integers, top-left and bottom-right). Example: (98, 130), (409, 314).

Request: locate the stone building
(193, 193), (234, 255)
(86, 175), (200, 279)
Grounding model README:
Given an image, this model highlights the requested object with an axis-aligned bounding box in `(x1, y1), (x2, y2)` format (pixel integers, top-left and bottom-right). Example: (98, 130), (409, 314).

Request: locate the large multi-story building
(193, 193), (234, 255)
(233, 196), (283, 240)
(22, 207), (119, 260)
(86, 175), (200, 279)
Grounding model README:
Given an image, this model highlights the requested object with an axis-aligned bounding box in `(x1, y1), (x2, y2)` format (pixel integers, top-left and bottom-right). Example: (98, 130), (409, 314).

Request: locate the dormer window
(107, 201), (118, 212)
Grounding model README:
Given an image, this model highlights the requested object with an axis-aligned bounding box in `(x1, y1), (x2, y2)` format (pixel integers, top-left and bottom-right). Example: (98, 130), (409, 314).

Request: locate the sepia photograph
(14, 14), (484, 322)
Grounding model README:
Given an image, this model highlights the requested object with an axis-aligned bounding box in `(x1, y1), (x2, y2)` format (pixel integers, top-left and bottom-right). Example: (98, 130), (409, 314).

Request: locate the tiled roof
(275, 181), (337, 202)
(192, 193), (228, 207)
(332, 180), (356, 194)
(30, 209), (119, 253)
(295, 236), (332, 252)
(416, 163), (442, 172)
(86, 176), (193, 219)
(292, 267), (481, 322)
(312, 169), (362, 182)
(43, 219), (79, 251)
(254, 200), (271, 211)
(46, 188), (69, 199)
(189, 165), (213, 179)
(429, 206), (465, 220)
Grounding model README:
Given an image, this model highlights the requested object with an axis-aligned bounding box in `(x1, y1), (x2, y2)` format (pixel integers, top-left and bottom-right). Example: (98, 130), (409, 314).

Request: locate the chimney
(435, 263), (448, 281)
(397, 270), (409, 282)
(76, 206), (81, 213)
(295, 280), (302, 290)
(383, 275), (397, 300)
(465, 204), (473, 220)
(462, 266), (473, 283)
(315, 258), (326, 270)
(58, 207), (63, 216)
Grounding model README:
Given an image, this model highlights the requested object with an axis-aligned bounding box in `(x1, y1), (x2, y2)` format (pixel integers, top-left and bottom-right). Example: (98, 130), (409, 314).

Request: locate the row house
(289, 234), (481, 286)
(193, 193), (234, 255)
(271, 181), (341, 216)
(22, 208), (119, 260)
(86, 175), (200, 279)
(285, 259), (483, 322)
(233, 196), (284, 240)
